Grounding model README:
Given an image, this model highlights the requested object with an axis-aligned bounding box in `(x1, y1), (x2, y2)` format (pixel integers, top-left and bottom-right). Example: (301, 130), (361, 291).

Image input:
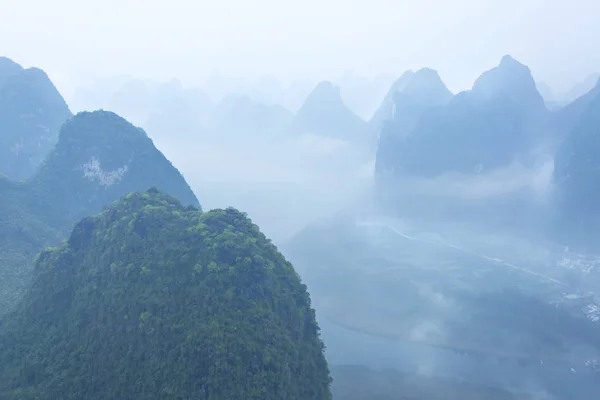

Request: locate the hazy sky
(1, 0), (599, 95)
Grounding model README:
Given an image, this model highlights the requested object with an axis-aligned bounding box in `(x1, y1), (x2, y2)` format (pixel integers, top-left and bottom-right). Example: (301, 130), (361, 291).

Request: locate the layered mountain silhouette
(144, 87), (214, 140)
(0, 189), (331, 399)
(243, 75), (285, 106)
(278, 79), (315, 113)
(213, 94), (294, 139)
(0, 57), (24, 87)
(369, 69), (415, 133)
(108, 79), (153, 122)
(0, 57), (72, 180)
(375, 68), (453, 176)
(338, 71), (395, 120)
(30, 110), (199, 226)
(543, 77), (600, 152)
(293, 81), (368, 143)
(561, 73), (600, 104)
(536, 81), (555, 103)
(0, 110), (200, 316)
(471, 55), (547, 119)
(375, 55), (548, 180)
(4, 51), (600, 400)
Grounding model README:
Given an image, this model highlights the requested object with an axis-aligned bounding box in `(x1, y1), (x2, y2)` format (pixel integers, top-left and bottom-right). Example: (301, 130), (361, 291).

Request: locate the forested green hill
(0, 189), (331, 400)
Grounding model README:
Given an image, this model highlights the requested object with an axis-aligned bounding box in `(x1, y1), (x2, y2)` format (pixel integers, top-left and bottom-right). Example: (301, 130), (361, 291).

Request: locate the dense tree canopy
(0, 189), (331, 400)
(0, 110), (201, 316)
(29, 110), (200, 228)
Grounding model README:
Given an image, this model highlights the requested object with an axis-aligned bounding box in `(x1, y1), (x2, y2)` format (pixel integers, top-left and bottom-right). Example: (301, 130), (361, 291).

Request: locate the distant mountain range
(4, 52), (600, 399)
(293, 81), (369, 143)
(0, 108), (199, 317)
(376, 55), (547, 180)
(371, 54), (600, 249)
(0, 56), (331, 399)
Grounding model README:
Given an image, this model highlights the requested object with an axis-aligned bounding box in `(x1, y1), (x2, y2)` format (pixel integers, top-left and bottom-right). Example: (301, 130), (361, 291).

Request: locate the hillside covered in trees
(0, 110), (200, 316)
(0, 189), (331, 399)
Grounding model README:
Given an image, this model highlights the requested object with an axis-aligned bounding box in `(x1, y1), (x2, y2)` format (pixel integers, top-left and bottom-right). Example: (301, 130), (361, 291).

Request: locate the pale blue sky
(0, 0), (598, 95)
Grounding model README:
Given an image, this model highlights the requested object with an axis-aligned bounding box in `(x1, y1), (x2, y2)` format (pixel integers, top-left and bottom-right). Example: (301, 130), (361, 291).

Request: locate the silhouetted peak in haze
(369, 70), (414, 132)
(5, 67), (70, 108)
(214, 93), (293, 138)
(405, 68), (444, 90)
(108, 79), (153, 119)
(0, 56), (20, 68)
(536, 81), (555, 102)
(374, 56), (551, 206)
(500, 54), (521, 66)
(542, 77), (600, 151)
(294, 80), (367, 142)
(471, 54), (546, 115)
(0, 57), (23, 87)
(370, 68), (453, 135)
(303, 81), (343, 106)
(561, 73), (600, 104)
(373, 68), (457, 194)
(581, 73), (600, 86)
(582, 77), (600, 98)
(31, 110), (199, 225)
(381, 68), (452, 133)
(400, 67), (453, 104)
(154, 86), (214, 117)
(578, 78), (600, 102)
(0, 58), (72, 180)
(338, 71), (395, 119)
(252, 74), (284, 105)
(383, 70), (414, 103)
(216, 93), (254, 111)
(143, 86), (215, 141)
(182, 87), (214, 110)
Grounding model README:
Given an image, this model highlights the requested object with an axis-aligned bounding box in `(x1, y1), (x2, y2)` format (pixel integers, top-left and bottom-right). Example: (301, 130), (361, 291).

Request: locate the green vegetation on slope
(0, 177), (61, 314)
(0, 110), (201, 317)
(29, 110), (200, 228)
(0, 189), (331, 400)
